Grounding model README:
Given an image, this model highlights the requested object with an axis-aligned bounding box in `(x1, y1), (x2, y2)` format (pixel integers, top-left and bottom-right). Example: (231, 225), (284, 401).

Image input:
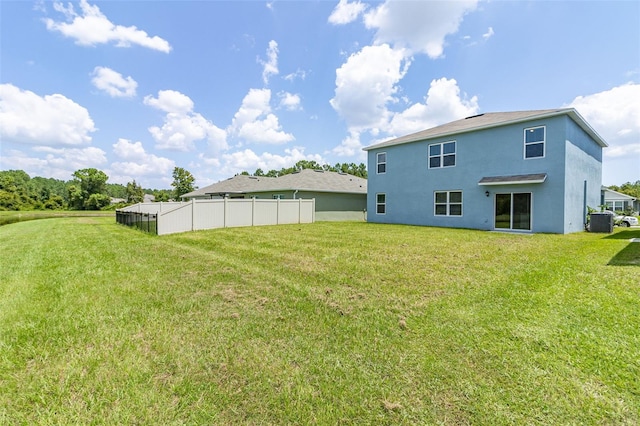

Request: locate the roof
(478, 173), (548, 186)
(363, 108), (608, 151)
(602, 187), (637, 201)
(182, 169), (367, 198)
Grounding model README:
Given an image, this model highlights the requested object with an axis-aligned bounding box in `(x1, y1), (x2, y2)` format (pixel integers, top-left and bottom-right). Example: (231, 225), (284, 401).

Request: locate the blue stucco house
(363, 108), (607, 234)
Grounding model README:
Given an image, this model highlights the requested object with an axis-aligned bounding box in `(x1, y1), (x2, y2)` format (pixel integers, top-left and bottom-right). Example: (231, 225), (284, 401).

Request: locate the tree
(85, 193), (111, 210)
(615, 181), (640, 199)
(126, 180), (144, 204)
(250, 161), (367, 179)
(105, 183), (127, 199)
(171, 167), (197, 200)
(152, 189), (172, 202)
(69, 168), (110, 210)
(0, 170), (33, 210)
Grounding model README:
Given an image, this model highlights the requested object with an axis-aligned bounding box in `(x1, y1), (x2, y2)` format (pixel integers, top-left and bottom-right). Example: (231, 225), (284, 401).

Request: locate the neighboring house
(144, 193), (156, 203)
(110, 197), (126, 205)
(602, 187), (638, 214)
(363, 108), (607, 234)
(182, 169), (367, 221)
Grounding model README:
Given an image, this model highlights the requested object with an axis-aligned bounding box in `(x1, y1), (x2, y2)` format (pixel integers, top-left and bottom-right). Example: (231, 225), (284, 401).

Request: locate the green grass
(0, 210), (114, 226)
(1, 218), (638, 424)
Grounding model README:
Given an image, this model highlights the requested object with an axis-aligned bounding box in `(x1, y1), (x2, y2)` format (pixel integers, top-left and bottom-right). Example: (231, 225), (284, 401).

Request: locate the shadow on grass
(603, 229), (640, 240)
(608, 242), (640, 266)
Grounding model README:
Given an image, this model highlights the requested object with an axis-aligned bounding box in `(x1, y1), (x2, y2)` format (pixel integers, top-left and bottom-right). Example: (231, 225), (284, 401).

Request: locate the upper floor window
(377, 152), (387, 174)
(434, 191), (462, 216)
(524, 126), (545, 159)
(429, 141), (456, 168)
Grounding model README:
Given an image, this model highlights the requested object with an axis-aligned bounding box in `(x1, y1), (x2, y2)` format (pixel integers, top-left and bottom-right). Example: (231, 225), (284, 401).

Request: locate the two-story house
(363, 108), (607, 234)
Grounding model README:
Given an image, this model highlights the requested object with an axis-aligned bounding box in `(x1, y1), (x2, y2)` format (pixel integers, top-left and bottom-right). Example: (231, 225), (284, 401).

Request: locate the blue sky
(1, 0), (638, 189)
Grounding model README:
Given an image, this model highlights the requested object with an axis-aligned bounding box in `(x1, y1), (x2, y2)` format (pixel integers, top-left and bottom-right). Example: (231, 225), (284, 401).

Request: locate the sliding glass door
(495, 192), (531, 231)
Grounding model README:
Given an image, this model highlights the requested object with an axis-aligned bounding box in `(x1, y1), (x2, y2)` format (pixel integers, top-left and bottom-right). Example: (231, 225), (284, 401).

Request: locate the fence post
(252, 197), (256, 226)
(224, 197), (228, 228)
(191, 198), (195, 231)
(298, 198), (302, 224)
(277, 198), (280, 225)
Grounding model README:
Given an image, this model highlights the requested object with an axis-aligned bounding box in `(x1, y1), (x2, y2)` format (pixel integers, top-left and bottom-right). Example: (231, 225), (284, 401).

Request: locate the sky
(1, 0), (638, 189)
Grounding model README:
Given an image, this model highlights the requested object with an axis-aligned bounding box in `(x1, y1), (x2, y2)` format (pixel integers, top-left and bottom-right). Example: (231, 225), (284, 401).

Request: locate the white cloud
(111, 138), (175, 180)
(364, 0), (478, 58)
(278, 91), (302, 111)
(0, 83), (95, 146)
(482, 26), (495, 40)
(330, 44), (410, 133)
(35, 145), (107, 168)
(566, 82), (640, 157)
(44, 0), (171, 53)
(331, 130), (365, 159)
(221, 147), (324, 175)
(328, 0), (367, 25)
(229, 88), (294, 144)
(284, 68), (307, 82)
(329, 75), (479, 155)
(91, 66), (137, 98)
(259, 40), (279, 85)
(387, 78), (479, 136)
(144, 90), (227, 152)
(144, 90), (194, 114)
(0, 146), (107, 181)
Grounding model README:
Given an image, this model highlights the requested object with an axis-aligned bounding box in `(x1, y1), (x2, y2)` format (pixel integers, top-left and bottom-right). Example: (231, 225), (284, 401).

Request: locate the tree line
(240, 160), (367, 178)
(0, 167), (194, 211)
(0, 162), (368, 211)
(607, 181), (640, 200)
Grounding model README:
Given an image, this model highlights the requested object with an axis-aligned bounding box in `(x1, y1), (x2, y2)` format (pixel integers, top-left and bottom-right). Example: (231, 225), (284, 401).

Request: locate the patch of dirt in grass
(431, 391), (472, 425)
(382, 400), (402, 411)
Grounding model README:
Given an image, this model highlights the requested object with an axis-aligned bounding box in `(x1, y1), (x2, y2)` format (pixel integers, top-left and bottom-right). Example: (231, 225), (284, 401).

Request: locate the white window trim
(376, 152), (387, 174)
(428, 141), (456, 169)
(493, 192), (533, 232)
(434, 190), (463, 217)
(524, 126), (545, 159)
(376, 193), (386, 215)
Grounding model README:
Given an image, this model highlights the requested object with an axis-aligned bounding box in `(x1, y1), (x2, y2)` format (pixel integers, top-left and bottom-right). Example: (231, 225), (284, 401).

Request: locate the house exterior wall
(563, 119), (603, 233)
(367, 114), (603, 234)
(247, 190), (366, 219)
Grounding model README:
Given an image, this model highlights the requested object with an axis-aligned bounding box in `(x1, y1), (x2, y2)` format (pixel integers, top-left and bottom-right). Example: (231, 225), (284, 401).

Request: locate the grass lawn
(1, 217), (638, 424)
(0, 210), (114, 226)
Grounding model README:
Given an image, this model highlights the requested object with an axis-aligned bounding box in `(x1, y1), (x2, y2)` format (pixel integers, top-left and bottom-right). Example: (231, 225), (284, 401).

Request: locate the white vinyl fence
(117, 198), (315, 235)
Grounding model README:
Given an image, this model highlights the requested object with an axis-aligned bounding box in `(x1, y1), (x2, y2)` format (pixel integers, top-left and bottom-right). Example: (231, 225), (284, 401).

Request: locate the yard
(1, 217), (638, 424)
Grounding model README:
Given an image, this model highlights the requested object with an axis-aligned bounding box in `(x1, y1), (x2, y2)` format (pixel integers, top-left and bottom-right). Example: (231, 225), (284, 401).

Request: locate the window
(376, 193), (386, 214)
(606, 201), (625, 212)
(434, 191), (462, 216)
(272, 194), (284, 199)
(429, 141), (456, 168)
(377, 152), (387, 174)
(524, 126), (545, 159)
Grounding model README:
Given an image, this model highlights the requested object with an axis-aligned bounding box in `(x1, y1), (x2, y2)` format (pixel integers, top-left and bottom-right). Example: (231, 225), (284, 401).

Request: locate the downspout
(293, 189), (299, 199)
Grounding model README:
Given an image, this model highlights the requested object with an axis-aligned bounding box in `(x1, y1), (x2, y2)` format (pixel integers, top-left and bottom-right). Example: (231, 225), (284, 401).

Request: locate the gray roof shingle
(182, 169), (367, 198)
(363, 108), (607, 150)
